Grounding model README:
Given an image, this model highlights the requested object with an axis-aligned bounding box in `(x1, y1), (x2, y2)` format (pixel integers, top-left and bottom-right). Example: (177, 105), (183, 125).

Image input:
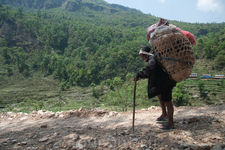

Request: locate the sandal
(156, 117), (168, 121)
(158, 124), (175, 130)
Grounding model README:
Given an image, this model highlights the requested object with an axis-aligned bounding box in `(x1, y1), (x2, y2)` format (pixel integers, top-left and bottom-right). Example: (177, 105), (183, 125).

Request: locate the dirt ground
(0, 104), (225, 150)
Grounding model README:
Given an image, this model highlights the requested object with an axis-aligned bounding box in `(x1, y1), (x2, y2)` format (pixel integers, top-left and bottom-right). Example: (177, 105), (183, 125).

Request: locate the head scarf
(139, 49), (153, 56)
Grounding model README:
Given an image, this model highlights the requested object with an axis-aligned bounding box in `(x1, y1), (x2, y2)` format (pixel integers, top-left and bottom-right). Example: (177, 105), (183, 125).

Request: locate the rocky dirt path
(0, 104), (225, 150)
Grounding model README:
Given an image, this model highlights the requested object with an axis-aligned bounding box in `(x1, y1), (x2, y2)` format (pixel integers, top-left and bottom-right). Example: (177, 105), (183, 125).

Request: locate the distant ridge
(0, 0), (142, 13)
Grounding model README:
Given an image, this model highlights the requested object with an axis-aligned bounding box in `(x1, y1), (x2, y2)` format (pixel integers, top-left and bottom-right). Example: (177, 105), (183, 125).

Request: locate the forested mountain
(0, 0), (225, 88)
(0, 0), (141, 13)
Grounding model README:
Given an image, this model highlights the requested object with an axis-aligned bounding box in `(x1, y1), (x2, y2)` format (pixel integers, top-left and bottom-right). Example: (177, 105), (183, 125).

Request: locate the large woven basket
(152, 33), (195, 82)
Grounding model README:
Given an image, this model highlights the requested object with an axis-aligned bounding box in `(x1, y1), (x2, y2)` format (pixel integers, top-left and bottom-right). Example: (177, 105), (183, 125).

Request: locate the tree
(79, 49), (86, 60)
(0, 38), (7, 47)
(91, 83), (99, 99)
(198, 79), (205, 95)
(106, 79), (114, 91)
(1, 2), (225, 89)
(104, 73), (133, 112)
(53, 56), (67, 81)
(4, 64), (13, 75)
(41, 54), (50, 73)
(100, 81), (104, 94)
(37, 10), (41, 18)
(31, 58), (40, 70)
(59, 82), (66, 91)
(43, 12), (47, 19)
(204, 42), (215, 59)
(15, 47), (27, 73)
(214, 50), (225, 69)
(1, 47), (11, 64)
(221, 79), (224, 88)
(17, 6), (23, 18)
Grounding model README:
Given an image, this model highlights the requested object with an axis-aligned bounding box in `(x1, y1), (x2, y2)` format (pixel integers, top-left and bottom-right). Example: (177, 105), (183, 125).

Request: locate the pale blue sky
(104, 0), (225, 23)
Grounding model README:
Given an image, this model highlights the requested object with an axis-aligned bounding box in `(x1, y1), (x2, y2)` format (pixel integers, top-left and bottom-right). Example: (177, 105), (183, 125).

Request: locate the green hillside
(0, 0), (225, 111)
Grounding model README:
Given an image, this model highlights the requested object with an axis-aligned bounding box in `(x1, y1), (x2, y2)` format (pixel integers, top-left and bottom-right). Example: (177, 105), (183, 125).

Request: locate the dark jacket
(136, 56), (176, 99)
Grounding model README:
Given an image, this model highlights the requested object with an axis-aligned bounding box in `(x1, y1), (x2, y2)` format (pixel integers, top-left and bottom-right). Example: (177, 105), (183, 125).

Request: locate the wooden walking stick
(132, 80), (137, 132)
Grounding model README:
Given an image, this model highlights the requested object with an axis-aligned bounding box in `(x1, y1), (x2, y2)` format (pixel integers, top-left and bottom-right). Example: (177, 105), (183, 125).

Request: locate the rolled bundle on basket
(152, 33), (195, 82)
(149, 24), (180, 45)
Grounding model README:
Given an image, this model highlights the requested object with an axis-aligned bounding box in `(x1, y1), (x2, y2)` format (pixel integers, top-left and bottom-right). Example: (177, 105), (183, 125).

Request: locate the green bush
(173, 82), (190, 106)
(59, 81), (70, 91)
(198, 79), (205, 94)
(221, 79), (224, 87)
(103, 73), (133, 112)
(91, 83), (100, 99)
(4, 64), (13, 75)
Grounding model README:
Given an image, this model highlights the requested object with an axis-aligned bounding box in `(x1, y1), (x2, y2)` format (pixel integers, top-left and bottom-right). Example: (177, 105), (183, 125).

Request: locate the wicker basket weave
(152, 33), (195, 82)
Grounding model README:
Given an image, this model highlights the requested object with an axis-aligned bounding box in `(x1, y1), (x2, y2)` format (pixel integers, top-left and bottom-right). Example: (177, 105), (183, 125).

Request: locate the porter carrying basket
(152, 33), (195, 82)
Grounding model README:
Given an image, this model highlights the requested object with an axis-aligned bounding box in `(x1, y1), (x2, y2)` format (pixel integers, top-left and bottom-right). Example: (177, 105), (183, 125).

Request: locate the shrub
(198, 79), (205, 94)
(173, 82), (190, 106)
(4, 64), (13, 75)
(221, 79), (224, 87)
(103, 74), (132, 111)
(59, 81), (70, 91)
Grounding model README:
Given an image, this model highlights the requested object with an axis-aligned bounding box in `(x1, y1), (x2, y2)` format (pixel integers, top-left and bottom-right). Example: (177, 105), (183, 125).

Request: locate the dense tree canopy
(0, 1), (225, 87)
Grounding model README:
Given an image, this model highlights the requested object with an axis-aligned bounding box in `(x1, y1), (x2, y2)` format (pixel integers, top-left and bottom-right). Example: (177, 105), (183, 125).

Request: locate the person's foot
(158, 124), (175, 130)
(156, 115), (168, 121)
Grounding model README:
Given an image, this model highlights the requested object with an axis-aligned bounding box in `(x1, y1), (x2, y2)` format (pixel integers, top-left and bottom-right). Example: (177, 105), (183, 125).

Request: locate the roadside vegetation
(1, 68), (224, 113)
